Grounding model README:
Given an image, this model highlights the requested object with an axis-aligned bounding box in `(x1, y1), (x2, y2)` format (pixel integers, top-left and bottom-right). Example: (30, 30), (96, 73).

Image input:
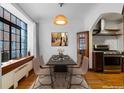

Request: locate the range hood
(93, 19), (121, 36)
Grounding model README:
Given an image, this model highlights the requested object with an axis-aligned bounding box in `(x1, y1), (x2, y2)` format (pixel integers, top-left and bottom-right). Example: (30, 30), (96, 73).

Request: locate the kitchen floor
(16, 70), (124, 89)
(85, 71), (124, 89)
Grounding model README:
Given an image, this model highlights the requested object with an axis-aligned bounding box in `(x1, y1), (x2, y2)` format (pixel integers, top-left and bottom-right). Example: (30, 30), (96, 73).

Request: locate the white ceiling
(16, 3), (97, 22)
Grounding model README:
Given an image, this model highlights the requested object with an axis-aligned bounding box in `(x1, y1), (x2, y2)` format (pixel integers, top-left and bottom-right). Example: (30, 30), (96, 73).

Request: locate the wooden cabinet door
(93, 52), (103, 72)
(77, 31), (89, 63)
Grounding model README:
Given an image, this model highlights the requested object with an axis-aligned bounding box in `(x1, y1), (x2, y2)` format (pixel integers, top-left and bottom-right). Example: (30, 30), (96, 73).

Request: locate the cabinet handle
(15, 64), (28, 73)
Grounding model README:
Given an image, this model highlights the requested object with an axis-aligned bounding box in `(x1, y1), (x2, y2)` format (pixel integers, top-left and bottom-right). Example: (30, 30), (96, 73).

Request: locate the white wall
(117, 22), (124, 52)
(39, 18), (86, 63)
(0, 3), (36, 56)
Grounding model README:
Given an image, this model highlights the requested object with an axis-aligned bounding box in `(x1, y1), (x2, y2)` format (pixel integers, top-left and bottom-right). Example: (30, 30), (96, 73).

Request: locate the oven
(93, 44), (122, 73)
(103, 54), (122, 73)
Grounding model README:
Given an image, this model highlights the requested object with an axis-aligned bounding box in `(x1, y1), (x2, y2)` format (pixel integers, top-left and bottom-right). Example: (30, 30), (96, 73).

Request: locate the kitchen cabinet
(122, 57), (124, 72)
(93, 52), (103, 72)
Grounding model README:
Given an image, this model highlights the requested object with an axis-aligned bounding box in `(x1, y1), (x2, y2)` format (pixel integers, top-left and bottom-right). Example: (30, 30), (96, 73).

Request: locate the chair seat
(37, 68), (50, 75)
(33, 78), (52, 89)
(38, 75), (52, 84)
(72, 68), (82, 75)
(71, 75), (90, 89)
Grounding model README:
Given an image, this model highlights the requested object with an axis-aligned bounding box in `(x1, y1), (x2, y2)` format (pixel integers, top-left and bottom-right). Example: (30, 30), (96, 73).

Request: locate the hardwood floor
(85, 71), (124, 89)
(16, 70), (124, 89)
(16, 70), (37, 89)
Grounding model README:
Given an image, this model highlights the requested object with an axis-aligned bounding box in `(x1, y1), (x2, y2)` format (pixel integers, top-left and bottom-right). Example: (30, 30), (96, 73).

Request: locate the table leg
(50, 67), (54, 88)
(67, 68), (73, 89)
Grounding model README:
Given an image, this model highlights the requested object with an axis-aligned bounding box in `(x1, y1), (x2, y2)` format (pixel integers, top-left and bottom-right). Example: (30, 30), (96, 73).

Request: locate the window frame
(0, 6), (27, 62)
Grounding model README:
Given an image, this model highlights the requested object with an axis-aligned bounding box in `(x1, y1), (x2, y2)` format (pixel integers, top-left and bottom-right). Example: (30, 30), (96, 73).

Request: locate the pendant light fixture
(54, 3), (68, 25)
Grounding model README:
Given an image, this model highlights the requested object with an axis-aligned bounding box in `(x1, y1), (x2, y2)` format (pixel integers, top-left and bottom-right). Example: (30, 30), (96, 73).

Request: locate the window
(4, 10), (10, 21)
(0, 6), (27, 62)
(0, 7), (3, 18)
(11, 15), (16, 24)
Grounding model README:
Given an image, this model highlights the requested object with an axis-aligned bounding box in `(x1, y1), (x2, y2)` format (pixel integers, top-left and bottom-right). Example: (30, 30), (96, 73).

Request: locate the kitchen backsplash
(93, 36), (123, 51)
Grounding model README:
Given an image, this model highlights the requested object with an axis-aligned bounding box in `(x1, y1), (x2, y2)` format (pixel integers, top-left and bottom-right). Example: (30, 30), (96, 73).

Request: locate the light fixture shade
(54, 15), (68, 25)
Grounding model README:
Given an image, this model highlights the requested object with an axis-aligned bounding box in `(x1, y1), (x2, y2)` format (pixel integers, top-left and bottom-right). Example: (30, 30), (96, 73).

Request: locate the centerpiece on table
(57, 48), (64, 58)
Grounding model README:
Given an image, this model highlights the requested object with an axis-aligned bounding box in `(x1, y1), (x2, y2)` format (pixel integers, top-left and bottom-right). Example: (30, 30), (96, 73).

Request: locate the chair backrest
(38, 56), (45, 66)
(77, 54), (83, 67)
(81, 56), (89, 75)
(32, 58), (41, 75)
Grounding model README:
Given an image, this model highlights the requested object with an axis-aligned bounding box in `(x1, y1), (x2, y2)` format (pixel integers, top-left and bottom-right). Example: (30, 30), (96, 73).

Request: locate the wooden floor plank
(16, 70), (124, 89)
(16, 70), (37, 89)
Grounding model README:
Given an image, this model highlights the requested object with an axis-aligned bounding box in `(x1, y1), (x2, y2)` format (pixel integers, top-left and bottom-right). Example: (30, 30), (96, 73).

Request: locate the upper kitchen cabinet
(93, 13), (123, 36)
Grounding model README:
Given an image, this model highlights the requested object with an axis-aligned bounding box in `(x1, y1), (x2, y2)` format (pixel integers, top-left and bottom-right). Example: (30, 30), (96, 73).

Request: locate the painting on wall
(51, 32), (68, 46)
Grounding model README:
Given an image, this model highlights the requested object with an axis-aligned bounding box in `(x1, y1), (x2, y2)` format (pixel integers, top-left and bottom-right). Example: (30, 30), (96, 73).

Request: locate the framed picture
(51, 32), (68, 46)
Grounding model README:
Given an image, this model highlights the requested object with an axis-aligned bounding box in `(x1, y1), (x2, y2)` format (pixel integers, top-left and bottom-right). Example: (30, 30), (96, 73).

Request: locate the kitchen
(92, 13), (124, 73)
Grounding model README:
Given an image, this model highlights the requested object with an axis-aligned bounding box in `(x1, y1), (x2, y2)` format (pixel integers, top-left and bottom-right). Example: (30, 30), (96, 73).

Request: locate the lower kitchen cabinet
(93, 52), (103, 72)
(122, 57), (124, 72)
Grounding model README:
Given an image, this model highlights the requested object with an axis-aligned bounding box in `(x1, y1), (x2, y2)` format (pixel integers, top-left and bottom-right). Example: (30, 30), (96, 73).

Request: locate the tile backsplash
(93, 36), (122, 51)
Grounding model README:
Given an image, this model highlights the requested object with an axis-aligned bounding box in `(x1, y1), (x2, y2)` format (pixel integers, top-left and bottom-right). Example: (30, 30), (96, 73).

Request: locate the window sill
(1, 56), (34, 75)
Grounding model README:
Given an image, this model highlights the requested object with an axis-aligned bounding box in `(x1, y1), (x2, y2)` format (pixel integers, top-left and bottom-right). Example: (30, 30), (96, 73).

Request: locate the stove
(103, 50), (122, 73)
(93, 44), (122, 55)
(93, 44), (122, 73)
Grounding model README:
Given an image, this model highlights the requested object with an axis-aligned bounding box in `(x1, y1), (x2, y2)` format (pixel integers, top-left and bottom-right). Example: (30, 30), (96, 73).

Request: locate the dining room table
(46, 54), (77, 89)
